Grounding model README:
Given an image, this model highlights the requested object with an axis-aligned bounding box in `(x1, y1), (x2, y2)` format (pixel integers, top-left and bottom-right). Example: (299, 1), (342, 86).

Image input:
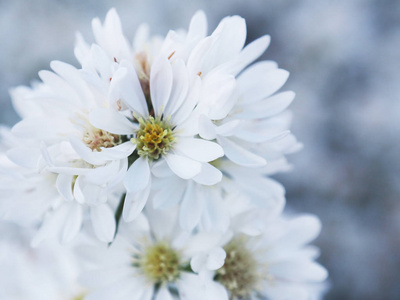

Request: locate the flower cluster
(0, 9), (327, 300)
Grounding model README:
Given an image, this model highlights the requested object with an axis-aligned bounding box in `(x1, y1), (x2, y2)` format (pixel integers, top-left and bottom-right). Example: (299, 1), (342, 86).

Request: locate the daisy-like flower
(79, 207), (227, 300)
(85, 41), (224, 222)
(215, 213), (328, 300)
(0, 127), (59, 227)
(8, 60), (131, 243)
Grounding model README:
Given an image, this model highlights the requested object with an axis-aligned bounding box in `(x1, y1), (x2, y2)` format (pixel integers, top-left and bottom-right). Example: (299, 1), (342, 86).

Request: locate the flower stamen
(215, 237), (260, 299)
(83, 126), (121, 152)
(140, 242), (180, 283)
(133, 116), (175, 161)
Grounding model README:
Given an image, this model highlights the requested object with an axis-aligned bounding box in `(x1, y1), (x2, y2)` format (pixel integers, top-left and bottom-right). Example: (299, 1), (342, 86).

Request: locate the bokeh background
(1, 0), (399, 299)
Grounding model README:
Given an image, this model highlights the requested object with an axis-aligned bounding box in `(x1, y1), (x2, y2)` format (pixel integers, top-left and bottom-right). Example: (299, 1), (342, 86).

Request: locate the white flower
(215, 213), (328, 300)
(0, 222), (84, 300)
(78, 208), (227, 300)
(8, 61), (130, 243)
(86, 52), (224, 222)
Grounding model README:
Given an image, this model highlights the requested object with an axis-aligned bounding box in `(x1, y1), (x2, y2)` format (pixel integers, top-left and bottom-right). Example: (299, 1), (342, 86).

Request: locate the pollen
(83, 125), (121, 152)
(140, 242), (180, 283)
(215, 237), (260, 299)
(133, 116), (175, 161)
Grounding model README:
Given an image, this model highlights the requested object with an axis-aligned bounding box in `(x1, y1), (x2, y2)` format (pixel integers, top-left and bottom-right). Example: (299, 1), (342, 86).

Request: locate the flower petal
(91, 204), (116, 242)
(165, 154), (201, 179)
(123, 182), (151, 222)
(193, 163), (222, 186)
(89, 108), (137, 135)
(179, 183), (203, 231)
(176, 138), (224, 163)
(123, 156), (150, 193)
(217, 136), (266, 167)
(150, 56), (173, 117)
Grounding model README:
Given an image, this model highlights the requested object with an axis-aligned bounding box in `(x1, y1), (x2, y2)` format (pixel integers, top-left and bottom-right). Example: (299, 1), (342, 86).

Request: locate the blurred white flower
(78, 208), (227, 300)
(0, 222), (84, 300)
(8, 61), (130, 243)
(215, 214), (328, 300)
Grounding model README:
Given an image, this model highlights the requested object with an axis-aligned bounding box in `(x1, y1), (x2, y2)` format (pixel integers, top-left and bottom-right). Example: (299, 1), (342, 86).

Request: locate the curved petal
(217, 136), (266, 167)
(56, 174), (74, 201)
(193, 163), (222, 186)
(187, 10), (207, 40)
(89, 108), (137, 135)
(179, 183), (203, 231)
(109, 62), (148, 117)
(165, 154), (201, 179)
(69, 136), (107, 165)
(123, 156), (150, 193)
(91, 204), (116, 242)
(176, 138), (223, 162)
(150, 56), (173, 117)
(123, 181), (151, 222)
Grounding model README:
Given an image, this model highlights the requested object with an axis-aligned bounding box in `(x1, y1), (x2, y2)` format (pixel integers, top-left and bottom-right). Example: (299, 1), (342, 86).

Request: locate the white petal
(172, 76), (201, 126)
(123, 157), (150, 193)
(163, 59), (189, 117)
(90, 44), (113, 80)
(56, 174), (74, 201)
(91, 204), (116, 242)
(263, 281), (309, 300)
(152, 180), (186, 209)
(204, 281), (229, 300)
(239, 68), (289, 104)
(109, 63), (148, 117)
(151, 159), (173, 178)
(89, 108), (137, 135)
(177, 138), (223, 162)
(206, 247), (226, 270)
(198, 114), (216, 140)
(193, 163), (222, 186)
(187, 36), (216, 75)
(220, 35), (271, 76)
(61, 204), (83, 243)
(6, 147), (42, 169)
(210, 16), (246, 64)
(187, 10), (207, 40)
(12, 117), (71, 140)
(69, 136), (106, 165)
(190, 254), (207, 273)
(50, 60), (94, 105)
(179, 183), (203, 231)
(155, 286), (173, 300)
(150, 56), (173, 117)
(201, 73), (236, 120)
(100, 142), (136, 161)
(269, 261), (328, 282)
(217, 136), (266, 167)
(38, 70), (80, 106)
(282, 215), (322, 247)
(236, 91), (295, 120)
(123, 182), (151, 222)
(177, 272), (206, 300)
(165, 154), (201, 179)
(215, 120), (242, 137)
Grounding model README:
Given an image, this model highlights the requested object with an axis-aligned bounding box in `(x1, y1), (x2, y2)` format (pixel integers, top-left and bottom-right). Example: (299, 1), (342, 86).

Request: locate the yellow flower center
(83, 125), (121, 152)
(140, 242), (180, 283)
(133, 116), (175, 161)
(215, 237), (260, 299)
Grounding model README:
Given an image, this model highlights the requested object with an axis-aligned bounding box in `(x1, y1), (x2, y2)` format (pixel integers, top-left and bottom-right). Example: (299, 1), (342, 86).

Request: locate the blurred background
(1, 0), (399, 299)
